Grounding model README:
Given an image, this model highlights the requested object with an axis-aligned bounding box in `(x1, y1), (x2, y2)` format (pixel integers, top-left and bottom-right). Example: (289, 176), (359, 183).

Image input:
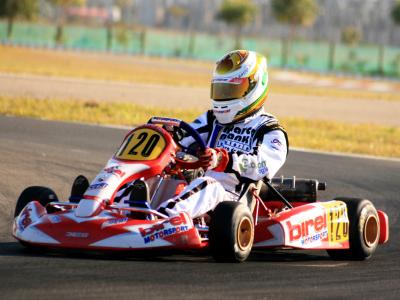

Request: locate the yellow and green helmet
(211, 50), (269, 124)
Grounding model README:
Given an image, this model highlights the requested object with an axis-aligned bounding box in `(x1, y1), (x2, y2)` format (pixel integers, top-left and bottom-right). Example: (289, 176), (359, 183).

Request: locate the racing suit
(156, 108), (288, 218)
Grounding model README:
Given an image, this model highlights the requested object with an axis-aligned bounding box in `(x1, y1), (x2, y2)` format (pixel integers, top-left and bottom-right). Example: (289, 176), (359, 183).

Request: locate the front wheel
(14, 186), (58, 217)
(327, 198), (380, 260)
(209, 201), (254, 262)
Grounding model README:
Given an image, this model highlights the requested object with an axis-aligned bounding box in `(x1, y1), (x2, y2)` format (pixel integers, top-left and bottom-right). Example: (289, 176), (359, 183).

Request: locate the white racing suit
(156, 108), (289, 218)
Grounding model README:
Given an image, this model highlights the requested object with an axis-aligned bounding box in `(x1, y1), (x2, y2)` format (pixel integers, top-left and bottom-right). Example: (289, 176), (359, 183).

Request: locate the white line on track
(286, 263), (349, 268)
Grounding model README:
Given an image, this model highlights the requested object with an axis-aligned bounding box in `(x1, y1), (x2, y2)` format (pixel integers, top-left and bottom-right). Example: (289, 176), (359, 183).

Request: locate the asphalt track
(0, 116), (399, 299)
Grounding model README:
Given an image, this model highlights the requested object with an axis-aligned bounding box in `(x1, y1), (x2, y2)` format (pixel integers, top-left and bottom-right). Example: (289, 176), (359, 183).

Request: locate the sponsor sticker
(236, 66), (250, 78)
(214, 108), (231, 114)
(271, 138), (282, 150)
(216, 126), (256, 153)
(18, 207), (33, 231)
(239, 158), (268, 176)
(138, 215), (189, 244)
(286, 214), (328, 246)
(101, 218), (128, 229)
(48, 215), (62, 224)
(150, 117), (180, 127)
(323, 202), (349, 244)
(65, 232), (89, 238)
(228, 77), (246, 84)
(103, 165), (126, 178)
(212, 77), (230, 83)
(89, 183), (108, 190)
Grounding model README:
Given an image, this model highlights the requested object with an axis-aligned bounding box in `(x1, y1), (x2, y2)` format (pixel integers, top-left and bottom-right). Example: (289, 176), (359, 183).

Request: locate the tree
(391, 0), (400, 25)
(341, 26), (362, 46)
(340, 27), (365, 74)
(47, 0), (85, 46)
(0, 0), (38, 39)
(115, 26), (130, 51)
(271, 0), (318, 27)
(167, 4), (197, 56)
(391, 0), (400, 76)
(216, 0), (256, 49)
(106, 0), (133, 51)
(271, 0), (319, 67)
(168, 4), (188, 21)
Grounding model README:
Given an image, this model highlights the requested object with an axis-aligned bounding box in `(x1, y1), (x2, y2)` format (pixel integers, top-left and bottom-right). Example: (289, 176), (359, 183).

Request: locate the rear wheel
(15, 186), (58, 217)
(327, 198), (380, 260)
(209, 201), (254, 262)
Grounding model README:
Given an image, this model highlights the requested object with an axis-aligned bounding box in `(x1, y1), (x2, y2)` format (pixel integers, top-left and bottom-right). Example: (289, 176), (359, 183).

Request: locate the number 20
(128, 132), (160, 157)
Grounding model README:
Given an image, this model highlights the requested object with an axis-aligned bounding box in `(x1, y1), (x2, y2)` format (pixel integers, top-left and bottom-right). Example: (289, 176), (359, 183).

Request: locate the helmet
(210, 50), (269, 124)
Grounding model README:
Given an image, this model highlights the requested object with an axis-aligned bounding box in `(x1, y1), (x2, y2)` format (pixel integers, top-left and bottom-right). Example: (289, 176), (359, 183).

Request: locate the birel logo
(139, 216), (189, 244)
(287, 214), (327, 243)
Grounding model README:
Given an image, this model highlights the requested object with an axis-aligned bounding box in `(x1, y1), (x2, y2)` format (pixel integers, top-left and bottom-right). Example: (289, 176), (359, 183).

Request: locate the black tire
(70, 175), (89, 203)
(209, 201), (254, 262)
(327, 198), (380, 261)
(14, 186), (58, 217)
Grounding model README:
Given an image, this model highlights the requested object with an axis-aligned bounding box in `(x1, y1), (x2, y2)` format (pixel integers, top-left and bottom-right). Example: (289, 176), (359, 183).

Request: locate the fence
(1, 21), (399, 78)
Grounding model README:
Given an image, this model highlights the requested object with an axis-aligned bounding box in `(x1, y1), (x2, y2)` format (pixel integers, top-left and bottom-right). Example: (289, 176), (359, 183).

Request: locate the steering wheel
(148, 117), (206, 169)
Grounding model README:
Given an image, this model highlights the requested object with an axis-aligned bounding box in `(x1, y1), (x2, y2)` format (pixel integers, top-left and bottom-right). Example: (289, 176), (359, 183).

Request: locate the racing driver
(155, 50), (289, 218)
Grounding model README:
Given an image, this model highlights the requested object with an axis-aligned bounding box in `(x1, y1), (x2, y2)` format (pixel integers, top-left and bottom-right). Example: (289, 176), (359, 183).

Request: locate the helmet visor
(211, 78), (250, 101)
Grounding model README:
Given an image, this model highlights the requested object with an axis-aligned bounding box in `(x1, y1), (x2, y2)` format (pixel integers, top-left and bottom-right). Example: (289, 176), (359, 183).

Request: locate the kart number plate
(115, 128), (166, 161)
(323, 202), (349, 245)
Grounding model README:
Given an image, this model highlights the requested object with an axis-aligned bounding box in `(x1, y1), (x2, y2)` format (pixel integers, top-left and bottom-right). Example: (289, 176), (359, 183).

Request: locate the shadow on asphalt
(0, 241), (332, 263)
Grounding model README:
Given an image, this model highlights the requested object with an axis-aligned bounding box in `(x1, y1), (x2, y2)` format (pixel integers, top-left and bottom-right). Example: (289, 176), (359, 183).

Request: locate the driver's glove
(199, 148), (229, 172)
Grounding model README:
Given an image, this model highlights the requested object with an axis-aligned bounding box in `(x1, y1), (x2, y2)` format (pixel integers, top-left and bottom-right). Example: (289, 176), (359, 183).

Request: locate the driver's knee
(157, 176), (225, 218)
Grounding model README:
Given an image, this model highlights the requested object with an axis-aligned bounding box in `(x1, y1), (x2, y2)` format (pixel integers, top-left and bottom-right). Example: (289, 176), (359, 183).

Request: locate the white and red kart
(13, 117), (389, 262)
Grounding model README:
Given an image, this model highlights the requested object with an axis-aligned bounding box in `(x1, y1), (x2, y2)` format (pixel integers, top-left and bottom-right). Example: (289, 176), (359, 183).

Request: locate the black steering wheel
(148, 117), (206, 151)
(148, 117), (206, 169)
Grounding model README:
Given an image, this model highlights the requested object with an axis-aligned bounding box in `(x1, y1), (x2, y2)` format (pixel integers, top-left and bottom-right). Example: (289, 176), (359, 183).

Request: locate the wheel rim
(363, 215), (379, 247)
(237, 216), (254, 251)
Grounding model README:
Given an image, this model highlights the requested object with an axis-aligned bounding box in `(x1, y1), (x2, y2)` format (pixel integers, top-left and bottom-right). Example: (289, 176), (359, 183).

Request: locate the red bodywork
(13, 123), (389, 253)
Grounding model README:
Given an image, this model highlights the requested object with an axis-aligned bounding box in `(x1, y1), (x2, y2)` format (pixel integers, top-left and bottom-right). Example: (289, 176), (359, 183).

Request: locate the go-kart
(13, 117), (389, 262)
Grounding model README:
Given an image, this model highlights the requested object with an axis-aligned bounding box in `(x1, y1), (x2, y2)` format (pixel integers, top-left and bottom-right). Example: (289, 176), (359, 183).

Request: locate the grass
(0, 45), (212, 87)
(0, 97), (200, 126)
(271, 83), (400, 102)
(1, 96), (399, 158)
(282, 118), (400, 158)
(1, 45), (400, 102)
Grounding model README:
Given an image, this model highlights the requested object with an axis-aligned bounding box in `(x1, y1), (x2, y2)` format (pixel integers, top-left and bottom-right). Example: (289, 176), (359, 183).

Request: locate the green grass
(0, 97), (200, 127)
(282, 118), (400, 158)
(0, 45), (212, 88)
(1, 96), (399, 158)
